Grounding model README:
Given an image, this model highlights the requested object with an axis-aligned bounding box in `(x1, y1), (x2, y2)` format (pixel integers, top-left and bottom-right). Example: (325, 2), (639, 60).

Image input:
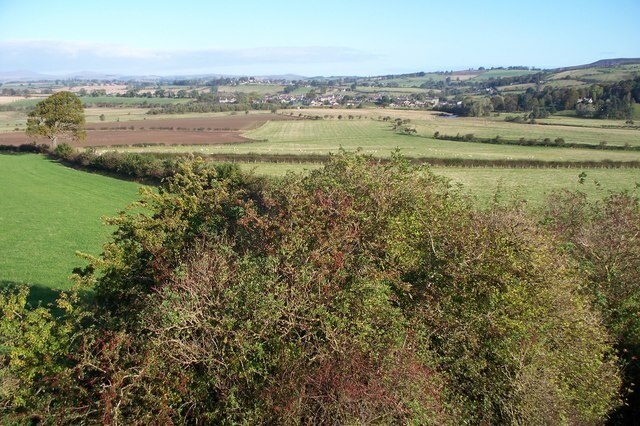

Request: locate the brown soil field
(0, 114), (297, 147)
(85, 113), (295, 131)
(0, 129), (250, 147)
(82, 130), (250, 146)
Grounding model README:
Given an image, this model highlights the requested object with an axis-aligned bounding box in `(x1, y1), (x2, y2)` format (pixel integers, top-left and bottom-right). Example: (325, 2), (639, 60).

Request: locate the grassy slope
(470, 69), (539, 81)
(0, 154), (140, 292)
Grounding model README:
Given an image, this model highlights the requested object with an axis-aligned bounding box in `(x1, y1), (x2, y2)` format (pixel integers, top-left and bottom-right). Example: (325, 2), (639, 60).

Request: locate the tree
(26, 91), (86, 147)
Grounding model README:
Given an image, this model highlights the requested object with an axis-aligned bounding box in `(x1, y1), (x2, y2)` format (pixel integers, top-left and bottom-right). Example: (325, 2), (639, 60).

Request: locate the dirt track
(0, 114), (294, 147)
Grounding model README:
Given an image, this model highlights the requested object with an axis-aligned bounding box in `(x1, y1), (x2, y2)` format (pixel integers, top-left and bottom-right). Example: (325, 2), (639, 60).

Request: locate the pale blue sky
(0, 0), (638, 76)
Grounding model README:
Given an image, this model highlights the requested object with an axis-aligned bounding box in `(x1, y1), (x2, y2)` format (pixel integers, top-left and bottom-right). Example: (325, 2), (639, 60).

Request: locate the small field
(0, 154), (141, 297)
(235, 162), (639, 206)
(79, 96), (191, 106)
(217, 84), (285, 95)
(470, 69), (539, 81)
(0, 96), (38, 105)
(548, 64), (640, 83)
(435, 167), (640, 206)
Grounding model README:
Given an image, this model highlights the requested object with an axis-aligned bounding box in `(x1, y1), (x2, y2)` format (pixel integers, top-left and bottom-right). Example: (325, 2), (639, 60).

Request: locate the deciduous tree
(26, 91), (86, 147)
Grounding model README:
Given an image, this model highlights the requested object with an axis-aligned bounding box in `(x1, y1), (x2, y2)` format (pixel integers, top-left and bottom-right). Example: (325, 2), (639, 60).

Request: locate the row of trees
(437, 77), (640, 119)
(1, 152), (638, 423)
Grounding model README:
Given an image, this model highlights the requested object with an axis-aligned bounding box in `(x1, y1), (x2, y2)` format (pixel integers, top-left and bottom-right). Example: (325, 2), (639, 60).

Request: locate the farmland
(217, 84), (285, 95)
(1, 56), (640, 426)
(0, 113), (298, 146)
(0, 154), (140, 295)
(107, 115), (640, 162)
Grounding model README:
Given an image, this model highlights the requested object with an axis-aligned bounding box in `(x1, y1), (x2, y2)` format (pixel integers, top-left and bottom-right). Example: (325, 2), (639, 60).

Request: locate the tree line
(436, 77), (640, 119)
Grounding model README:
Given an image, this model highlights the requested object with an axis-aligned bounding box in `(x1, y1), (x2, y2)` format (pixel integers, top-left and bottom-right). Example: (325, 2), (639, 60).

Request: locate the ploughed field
(0, 113), (296, 147)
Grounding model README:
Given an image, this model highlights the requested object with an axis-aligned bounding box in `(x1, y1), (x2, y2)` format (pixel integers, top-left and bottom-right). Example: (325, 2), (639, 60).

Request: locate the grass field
(470, 69), (539, 81)
(0, 111), (28, 132)
(217, 84), (285, 95)
(354, 86), (432, 94)
(435, 167), (640, 206)
(1, 96), (190, 110)
(111, 118), (640, 162)
(548, 64), (640, 83)
(235, 163), (639, 206)
(310, 108), (640, 146)
(0, 108), (279, 131)
(0, 154), (141, 297)
(79, 96), (190, 106)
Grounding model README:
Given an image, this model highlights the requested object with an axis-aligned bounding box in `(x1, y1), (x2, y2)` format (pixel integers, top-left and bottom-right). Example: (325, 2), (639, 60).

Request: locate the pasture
(435, 167), (640, 206)
(0, 154), (141, 295)
(548, 64), (640, 83)
(109, 117), (640, 162)
(469, 69), (539, 81)
(78, 96), (191, 106)
(217, 84), (285, 95)
(237, 162), (639, 206)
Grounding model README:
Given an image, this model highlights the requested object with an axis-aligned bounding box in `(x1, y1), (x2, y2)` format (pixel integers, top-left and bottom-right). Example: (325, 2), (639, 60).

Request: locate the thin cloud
(0, 40), (377, 75)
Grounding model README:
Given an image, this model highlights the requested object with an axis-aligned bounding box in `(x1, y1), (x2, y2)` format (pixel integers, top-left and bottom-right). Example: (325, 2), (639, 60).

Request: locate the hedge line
(2, 144), (639, 179)
(431, 132), (639, 151)
(182, 152), (640, 169)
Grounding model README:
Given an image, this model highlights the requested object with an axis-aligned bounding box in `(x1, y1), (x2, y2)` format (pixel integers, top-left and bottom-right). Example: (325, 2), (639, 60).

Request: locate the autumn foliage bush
(0, 152), (626, 424)
(543, 189), (640, 423)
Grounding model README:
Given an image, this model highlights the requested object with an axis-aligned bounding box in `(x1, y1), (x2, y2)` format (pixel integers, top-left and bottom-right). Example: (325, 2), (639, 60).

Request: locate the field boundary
(147, 152), (640, 169)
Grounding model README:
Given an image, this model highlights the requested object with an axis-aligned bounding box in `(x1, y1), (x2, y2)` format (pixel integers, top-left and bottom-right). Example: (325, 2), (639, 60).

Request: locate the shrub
(1, 153), (623, 424)
(52, 143), (74, 160)
(71, 153), (620, 423)
(543, 190), (640, 421)
(0, 286), (78, 417)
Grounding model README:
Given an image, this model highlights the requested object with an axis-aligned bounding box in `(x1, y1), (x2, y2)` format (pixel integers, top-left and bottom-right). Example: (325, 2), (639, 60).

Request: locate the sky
(0, 0), (638, 77)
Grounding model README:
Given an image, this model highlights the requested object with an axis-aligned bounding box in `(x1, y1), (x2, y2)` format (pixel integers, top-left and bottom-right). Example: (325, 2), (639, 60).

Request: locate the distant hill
(2, 59), (639, 84)
(553, 58), (640, 72)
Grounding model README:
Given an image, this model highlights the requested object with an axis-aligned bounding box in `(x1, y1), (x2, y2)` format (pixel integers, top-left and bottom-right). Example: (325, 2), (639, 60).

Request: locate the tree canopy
(26, 91), (86, 146)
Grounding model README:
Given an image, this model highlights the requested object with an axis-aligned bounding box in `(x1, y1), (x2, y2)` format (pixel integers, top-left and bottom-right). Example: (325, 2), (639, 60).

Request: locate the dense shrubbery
(0, 143), (49, 153)
(0, 152), (633, 423)
(431, 132), (640, 151)
(147, 100), (278, 115)
(50, 143), (177, 180)
(543, 190), (640, 422)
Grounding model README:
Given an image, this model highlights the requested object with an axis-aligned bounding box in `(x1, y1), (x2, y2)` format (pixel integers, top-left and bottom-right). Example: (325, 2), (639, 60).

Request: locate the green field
(0, 154), (141, 296)
(548, 64), (640, 83)
(435, 167), (640, 206)
(1, 108), (279, 130)
(354, 86), (433, 94)
(470, 69), (539, 81)
(111, 118), (640, 162)
(0, 111), (27, 132)
(217, 84), (285, 95)
(1, 96), (190, 110)
(234, 163), (639, 206)
(78, 96), (190, 106)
